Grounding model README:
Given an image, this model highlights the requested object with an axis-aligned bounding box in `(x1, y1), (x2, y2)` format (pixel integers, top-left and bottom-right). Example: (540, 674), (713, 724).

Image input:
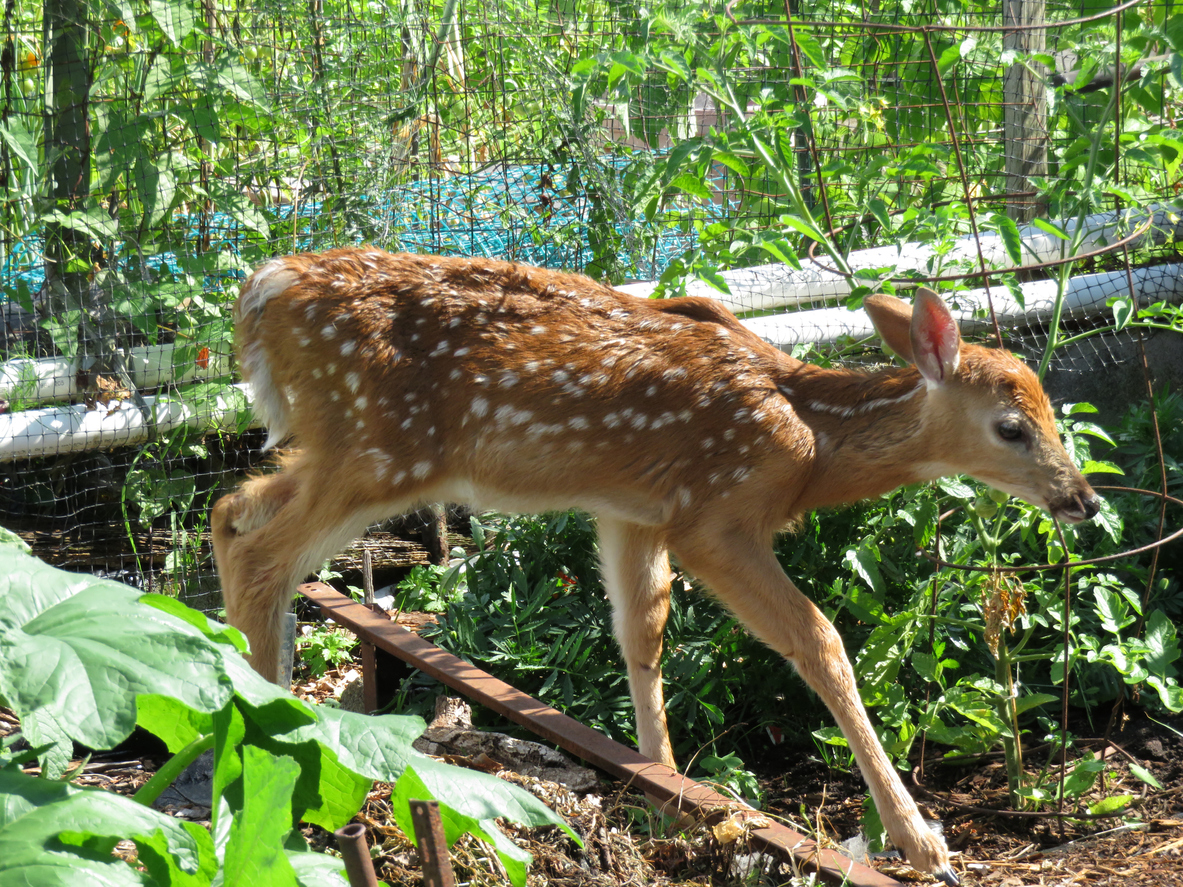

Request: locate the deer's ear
(865, 289), (961, 384)
(909, 287), (961, 384)
(864, 293), (915, 362)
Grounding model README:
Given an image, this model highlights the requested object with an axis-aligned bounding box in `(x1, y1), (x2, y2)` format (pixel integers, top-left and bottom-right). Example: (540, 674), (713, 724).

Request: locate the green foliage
(791, 400), (1183, 813)
(0, 542), (575, 886)
(693, 752), (763, 807)
(418, 512), (796, 757)
(296, 625), (358, 678)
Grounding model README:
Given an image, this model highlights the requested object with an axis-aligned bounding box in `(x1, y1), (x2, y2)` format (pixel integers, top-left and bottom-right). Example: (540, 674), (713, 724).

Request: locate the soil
(292, 664), (1183, 886)
(7, 658), (1183, 886)
(757, 706), (1183, 886)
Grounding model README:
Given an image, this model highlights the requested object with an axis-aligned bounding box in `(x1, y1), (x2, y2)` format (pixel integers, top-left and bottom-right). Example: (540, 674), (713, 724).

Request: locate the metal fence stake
(410, 799), (456, 887)
(334, 822), (380, 887)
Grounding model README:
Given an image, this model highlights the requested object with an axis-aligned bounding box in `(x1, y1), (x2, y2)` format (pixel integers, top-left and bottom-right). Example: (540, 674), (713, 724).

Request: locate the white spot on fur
(471, 397), (489, 417)
(412, 461), (432, 479)
(345, 372), (361, 393)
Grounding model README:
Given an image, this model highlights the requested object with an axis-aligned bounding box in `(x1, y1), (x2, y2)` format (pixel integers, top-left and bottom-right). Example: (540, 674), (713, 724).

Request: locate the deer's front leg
(675, 538), (956, 885)
(597, 518), (675, 769)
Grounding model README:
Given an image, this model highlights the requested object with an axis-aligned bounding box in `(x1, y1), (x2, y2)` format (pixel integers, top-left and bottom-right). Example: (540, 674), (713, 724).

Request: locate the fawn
(212, 248), (1099, 885)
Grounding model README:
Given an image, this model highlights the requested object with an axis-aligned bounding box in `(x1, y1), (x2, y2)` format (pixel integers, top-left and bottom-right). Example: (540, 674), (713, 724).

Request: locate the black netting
(1, 0), (1179, 608)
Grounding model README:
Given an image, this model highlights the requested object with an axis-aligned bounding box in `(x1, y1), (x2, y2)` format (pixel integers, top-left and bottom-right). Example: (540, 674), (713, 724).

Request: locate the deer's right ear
(865, 289), (962, 385)
(909, 287), (961, 385)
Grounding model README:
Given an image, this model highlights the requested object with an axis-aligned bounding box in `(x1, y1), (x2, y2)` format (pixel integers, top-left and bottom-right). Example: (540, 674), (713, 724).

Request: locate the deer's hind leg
(211, 455), (380, 682)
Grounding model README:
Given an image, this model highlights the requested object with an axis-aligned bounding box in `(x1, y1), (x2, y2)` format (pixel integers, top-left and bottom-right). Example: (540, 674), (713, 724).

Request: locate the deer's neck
(780, 363), (939, 512)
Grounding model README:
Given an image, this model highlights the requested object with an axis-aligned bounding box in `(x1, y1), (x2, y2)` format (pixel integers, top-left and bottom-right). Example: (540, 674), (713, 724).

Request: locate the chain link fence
(1, 0), (1179, 606)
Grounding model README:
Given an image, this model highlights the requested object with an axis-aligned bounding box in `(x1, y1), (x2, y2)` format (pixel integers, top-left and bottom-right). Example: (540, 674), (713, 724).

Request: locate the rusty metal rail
(299, 581), (905, 887)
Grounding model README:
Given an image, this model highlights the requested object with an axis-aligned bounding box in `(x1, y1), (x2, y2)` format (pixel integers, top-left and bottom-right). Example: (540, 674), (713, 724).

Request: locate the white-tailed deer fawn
(212, 248), (1099, 885)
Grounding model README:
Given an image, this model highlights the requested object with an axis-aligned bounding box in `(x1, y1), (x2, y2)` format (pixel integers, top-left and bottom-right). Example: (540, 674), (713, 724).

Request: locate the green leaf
(937, 477), (975, 500)
(861, 795), (888, 853)
(694, 266), (731, 295)
(1080, 460), (1124, 475)
(0, 525), (30, 552)
(710, 149), (750, 178)
(867, 197), (891, 233)
(1032, 218), (1070, 240)
(1112, 297), (1135, 331)
(392, 765), (535, 887)
(937, 43), (962, 76)
(778, 212), (827, 242)
(1144, 610), (1182, 678)
(210, 181), (272, 237)
(289, 848), (349, 887)
(1012, 692), (1059, 716)
(222, 747), (301, 887)
(1088, 794), (1133, 816)
(792, 32), (827, 69)
(844, 544), (884, 595)
(0, 117), (37, 171)
(148, 0), (199, 44)
(1062, 755), (1104, 798)
(992, 213), (1024, 266)
(0, 768), (216, 887)
(0, 548), (233, 776)
(1094, 588), (1135, 635)
(667, 172), (712, 202)
(1130, 763), (1164, 790)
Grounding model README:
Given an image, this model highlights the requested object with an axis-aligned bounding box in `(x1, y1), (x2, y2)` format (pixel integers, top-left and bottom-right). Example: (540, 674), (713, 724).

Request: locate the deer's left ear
(864, 293), (915, 362)
(909, 287), (961, 385)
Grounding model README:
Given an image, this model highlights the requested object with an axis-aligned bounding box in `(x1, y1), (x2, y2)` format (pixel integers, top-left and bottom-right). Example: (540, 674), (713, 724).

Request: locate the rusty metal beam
(299, 581), (904, 887)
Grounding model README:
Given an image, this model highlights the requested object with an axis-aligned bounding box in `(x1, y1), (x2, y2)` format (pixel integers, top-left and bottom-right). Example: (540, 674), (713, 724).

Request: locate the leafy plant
(0, 539), (576, 886)
(419, 511), (796, 757)
(693, 751), (764, 808)
(297, 624), (359, 677)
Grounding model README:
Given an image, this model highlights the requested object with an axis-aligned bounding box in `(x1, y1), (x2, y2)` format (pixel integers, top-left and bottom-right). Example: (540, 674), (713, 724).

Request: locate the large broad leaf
(220, 746), (302, 887)
(393, 765), (534, 887)
(220, 650), (574, 838)
(0, 767), (216, 887)
(0, 548), (234, 776)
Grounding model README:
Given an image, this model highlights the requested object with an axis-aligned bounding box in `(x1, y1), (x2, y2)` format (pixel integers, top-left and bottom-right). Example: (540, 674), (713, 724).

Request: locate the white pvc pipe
(0, 384), (253, 462)
(742, 263), (1183, 348)
(618, 206), (1183, 314)
(2, 260), (1179, 463)
(0, 342), (233, 406)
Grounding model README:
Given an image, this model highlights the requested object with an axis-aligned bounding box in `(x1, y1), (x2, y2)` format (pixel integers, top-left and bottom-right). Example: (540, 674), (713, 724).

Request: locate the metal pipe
(334, 822), (380, 887)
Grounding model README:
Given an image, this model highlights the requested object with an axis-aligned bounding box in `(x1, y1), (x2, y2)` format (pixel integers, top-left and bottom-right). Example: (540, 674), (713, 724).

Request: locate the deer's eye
(997, 419), (1024, 442)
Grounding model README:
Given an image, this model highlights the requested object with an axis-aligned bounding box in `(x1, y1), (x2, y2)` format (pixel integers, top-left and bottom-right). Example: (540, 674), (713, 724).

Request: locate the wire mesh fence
(0, 0), (1180, 607)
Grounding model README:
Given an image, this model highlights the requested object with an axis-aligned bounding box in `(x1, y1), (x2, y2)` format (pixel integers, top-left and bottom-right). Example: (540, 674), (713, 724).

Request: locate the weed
(297, 624), (358, 677)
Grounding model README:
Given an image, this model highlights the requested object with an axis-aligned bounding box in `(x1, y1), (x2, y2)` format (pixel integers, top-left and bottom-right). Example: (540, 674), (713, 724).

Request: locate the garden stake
(334, 822), (380, 887)
(410, 800), (457, 887)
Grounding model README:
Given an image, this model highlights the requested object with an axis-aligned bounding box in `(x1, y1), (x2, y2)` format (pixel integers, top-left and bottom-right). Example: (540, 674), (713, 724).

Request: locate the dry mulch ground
(289, 664), (1183, 886)
(7, 662), (1182, 886)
